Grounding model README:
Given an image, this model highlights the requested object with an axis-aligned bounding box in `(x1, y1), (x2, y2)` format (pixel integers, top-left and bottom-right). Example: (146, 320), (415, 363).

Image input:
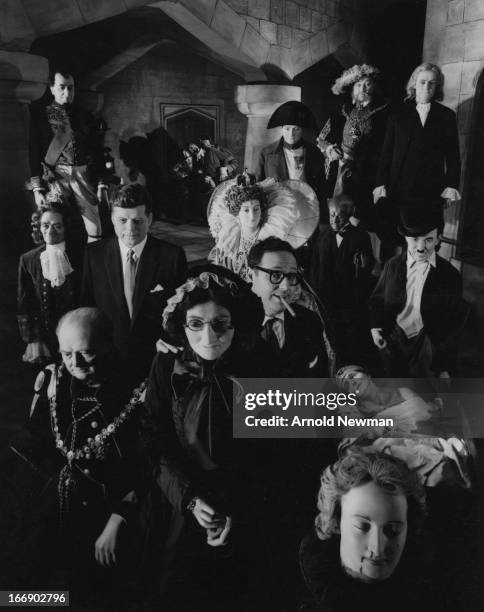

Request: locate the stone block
(300, 6), (312, 30)
(267, 45), (295, 78)
(0, 0), (36, 50)
(294, 0), (309, 6)
(441, 62), (463, 109)
(260, 19), (278, 42)
(277, 24), (293, 47)
(464, 0), (484, 22)
(440, 23), (465, 63)
(225, 0), (249, 13)
(76, 0), (125, 23)
(248, 0), (270, 20)
(327, 0), (335, 17)
(211, 1), (246, 47)
(316, 0), (326, 12)
(309, 29), (329, 62)
(457, 92), (474, 133)
(292, 38), (312, 75)
(286, 1), (300, 27)
(465, 20), (484, 61)
(447, 0), (464, 25)
(460, 60), (484, 93)
(311, 9), (323, 31)
(179, 0), (217, 25)
(308, 0), (319, 9)
(293, 29), (311, 44)
(328, 20), (347, 54)
(246, 15), (260, 30)
(241, 24), (270, 64)
(21, 0), (84, 35)
(271, 0), (285, 24)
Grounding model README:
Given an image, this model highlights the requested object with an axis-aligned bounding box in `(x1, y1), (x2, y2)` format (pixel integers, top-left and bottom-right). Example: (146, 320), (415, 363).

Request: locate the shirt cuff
(22, 342), (51, 364)
(441, 187), (461, 201)
(373, 185), (387, 201)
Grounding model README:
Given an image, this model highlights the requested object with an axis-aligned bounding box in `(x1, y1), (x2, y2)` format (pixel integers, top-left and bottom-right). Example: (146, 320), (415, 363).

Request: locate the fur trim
(332, 64), (380, 95)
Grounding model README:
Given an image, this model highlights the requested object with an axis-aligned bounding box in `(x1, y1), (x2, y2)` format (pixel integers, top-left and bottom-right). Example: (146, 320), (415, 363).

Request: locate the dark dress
(17, 244), (82, 357)
(1, 361), (142, 600)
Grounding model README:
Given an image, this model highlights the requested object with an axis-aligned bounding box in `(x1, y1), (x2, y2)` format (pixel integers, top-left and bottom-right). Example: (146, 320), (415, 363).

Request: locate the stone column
(235, 84), (301, 173)
(0, 51), (48, 260)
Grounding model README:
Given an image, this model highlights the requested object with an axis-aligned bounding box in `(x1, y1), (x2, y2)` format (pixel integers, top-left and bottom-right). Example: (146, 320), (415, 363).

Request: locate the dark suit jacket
(81, 234), (187, 378)
(376, 100), (460, 200)
(369, 252), (465, 373)
(262, 304), (329, 377)
(17, 244), (83, 351)
(309, 225), (375, 313)
(255, 138), (326, 217)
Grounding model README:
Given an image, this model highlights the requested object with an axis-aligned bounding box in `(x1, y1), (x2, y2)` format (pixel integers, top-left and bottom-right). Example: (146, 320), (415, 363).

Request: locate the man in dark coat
(248, 237), (331, 378)
(308, 195), (375, 367)
(255, 101), (327, 221)
(81, 184), (187, 380)
(317, 64), (390, 227)
(29, 70), (105, 241)
(369, 206), (466, 378)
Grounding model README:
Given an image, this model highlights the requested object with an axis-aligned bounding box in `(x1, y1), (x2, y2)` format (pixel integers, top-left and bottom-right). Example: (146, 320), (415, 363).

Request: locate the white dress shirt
(262, 312), (285, 349)
(416, 102), (431, 126)
(396, 251), (436, 338)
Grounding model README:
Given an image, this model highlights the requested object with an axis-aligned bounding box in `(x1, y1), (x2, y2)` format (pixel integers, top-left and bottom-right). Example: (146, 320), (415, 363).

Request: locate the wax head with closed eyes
(224, 181), (268, 237)
(315, 451), (426, 583)
(163, 266), (264, 359)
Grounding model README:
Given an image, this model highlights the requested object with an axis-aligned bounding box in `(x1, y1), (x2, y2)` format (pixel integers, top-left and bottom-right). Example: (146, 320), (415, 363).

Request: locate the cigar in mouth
(279, 296), (296, 317)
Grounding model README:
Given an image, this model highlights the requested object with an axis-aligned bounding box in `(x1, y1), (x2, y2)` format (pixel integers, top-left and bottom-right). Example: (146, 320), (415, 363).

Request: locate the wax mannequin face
(251, 251), (298, 317)
(40, 211), (65, 245)
(58, 323), (98, 383)
(282, 125), (303, 146)
(238, 200), (262, 235)
(184, 301), (234, 361)
(405, 229), (440, 262)
(340, 481), (408, 583)
(329, 201), (353, 232)
(352, 77), (374, 105)
(111, 205), (152, 248)
(415, 70), (437, 104)
(50, 73), (75, 106)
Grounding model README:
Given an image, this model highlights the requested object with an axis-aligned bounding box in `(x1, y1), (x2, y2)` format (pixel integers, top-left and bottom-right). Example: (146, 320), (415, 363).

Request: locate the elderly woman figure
(140, 266), (268, 604)
(299, 451), (427, 610)
(17, 200), (83, 363)
(375, 63), (461, 208)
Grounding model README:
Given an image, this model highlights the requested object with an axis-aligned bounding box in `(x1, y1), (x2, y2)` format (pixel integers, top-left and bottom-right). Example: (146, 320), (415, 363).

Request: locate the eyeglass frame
(184, 319), (234, 334)
(252, 265), (301, 286)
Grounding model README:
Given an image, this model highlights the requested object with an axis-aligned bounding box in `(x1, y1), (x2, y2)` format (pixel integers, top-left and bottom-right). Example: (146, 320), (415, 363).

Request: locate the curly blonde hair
(314, 450), (426, 541)
(405, 63), (444, 102)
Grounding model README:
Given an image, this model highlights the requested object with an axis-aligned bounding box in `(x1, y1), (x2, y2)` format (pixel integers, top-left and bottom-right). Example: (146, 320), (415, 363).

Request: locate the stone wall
(424, 0), (484, 313)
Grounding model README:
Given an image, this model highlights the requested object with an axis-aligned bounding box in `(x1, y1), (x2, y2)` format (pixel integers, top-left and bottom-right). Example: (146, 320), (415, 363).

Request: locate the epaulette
(29, 364), (57, 418)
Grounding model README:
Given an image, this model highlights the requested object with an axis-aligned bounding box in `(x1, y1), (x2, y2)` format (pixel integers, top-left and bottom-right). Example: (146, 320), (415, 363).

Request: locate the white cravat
(40, 241), (73, 287)
(262, 312), (285, 349)
(396, 252), (436, 338)
(283, 147), (306, 181)
(416, 102), (431, 126)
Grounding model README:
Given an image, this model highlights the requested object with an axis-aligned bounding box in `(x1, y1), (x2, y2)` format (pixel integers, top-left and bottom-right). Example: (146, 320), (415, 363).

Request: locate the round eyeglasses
(252, 265), (300, 286)
(185, 319), (234, 334)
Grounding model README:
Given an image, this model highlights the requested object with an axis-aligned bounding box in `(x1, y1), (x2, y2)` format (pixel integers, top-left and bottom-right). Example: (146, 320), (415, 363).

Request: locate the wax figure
(369, 206), (466, 378)
(299, 451), (430, 612)
(256, 101), (326, 220)
(308, 194), (375, 367)
(17, 199), (83, 363)
(2, 308), (142, 601)
(28, 70), (105, 241)
(317, 64), (390, 226)
(208, 172), (319, 283)
(81, 184), (187, 380)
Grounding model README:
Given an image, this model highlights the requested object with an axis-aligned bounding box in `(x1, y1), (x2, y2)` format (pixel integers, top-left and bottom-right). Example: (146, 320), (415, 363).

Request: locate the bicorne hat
(267, 101), (318, 131)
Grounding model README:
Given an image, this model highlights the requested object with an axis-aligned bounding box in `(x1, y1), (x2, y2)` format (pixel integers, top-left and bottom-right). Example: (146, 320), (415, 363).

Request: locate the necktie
(124, 249), (136, 318)
(262, 318), (280, 351)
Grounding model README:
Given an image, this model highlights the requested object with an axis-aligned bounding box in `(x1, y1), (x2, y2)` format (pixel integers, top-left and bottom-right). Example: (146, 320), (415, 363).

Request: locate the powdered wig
(405, 63), (444, 102)
(315, 450), (426, 541)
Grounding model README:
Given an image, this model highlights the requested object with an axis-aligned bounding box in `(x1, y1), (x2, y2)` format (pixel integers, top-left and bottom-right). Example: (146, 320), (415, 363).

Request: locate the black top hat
(267, 101), (318, 131)
(397, 202), (444, 237)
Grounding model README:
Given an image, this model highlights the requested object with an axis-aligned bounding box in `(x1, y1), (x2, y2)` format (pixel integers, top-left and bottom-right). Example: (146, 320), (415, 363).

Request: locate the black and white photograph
(1, 1), (484, 610)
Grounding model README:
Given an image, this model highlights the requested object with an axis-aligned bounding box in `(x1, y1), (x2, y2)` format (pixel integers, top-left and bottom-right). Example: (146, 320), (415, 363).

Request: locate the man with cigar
(370, 205), (466, 378)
